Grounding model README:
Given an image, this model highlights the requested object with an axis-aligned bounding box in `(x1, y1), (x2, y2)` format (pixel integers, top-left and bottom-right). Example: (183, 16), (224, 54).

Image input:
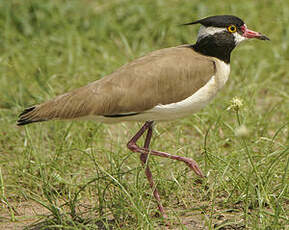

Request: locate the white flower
(227, 97), (243, 111)
(235, 124), (250, 137)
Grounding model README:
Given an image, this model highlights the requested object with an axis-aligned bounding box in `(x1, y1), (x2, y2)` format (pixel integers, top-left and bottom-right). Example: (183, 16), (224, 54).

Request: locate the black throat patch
(191, 31), (236, 63)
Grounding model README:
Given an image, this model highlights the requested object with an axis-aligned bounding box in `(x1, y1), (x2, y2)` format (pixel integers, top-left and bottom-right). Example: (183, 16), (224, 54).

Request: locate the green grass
(0, 0), (288, 229)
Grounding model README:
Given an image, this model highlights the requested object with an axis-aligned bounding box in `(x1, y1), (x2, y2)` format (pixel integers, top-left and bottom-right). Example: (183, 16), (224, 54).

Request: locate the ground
(0, 0), (288, 229)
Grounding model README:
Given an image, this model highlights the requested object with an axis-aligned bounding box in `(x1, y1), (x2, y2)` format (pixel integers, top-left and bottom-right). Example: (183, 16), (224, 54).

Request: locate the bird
(17, 15), (269, 217)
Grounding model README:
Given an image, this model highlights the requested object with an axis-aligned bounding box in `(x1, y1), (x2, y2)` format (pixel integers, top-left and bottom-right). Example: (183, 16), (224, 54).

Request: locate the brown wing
(18, 45), (216, 125)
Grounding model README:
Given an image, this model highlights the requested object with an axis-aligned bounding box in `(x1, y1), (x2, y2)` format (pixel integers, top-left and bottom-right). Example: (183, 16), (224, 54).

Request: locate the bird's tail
(17, 88), (92, 126)
(17, 104), (49, 126)
(17, 94), (71, 126)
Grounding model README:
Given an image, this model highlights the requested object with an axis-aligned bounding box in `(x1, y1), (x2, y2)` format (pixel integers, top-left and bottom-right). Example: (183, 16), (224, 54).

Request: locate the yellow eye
(227, 25), (237, 33)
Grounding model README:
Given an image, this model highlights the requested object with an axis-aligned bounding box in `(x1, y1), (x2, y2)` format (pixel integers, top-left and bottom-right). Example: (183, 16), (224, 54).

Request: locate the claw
(185, 160), (205, 178)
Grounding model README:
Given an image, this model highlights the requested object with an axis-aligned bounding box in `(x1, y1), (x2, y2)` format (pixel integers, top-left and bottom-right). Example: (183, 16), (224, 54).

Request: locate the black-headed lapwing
(18, 15), (269, 217)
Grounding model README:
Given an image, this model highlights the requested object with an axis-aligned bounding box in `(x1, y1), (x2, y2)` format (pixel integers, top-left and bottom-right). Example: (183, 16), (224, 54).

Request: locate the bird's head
(184, 15), (269, 63)
(184, 15), (269, 46)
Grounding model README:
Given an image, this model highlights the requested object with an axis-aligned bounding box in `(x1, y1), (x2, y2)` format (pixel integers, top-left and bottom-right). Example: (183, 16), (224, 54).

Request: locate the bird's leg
(127, 121), (166, 217)
(127, 121), (205, 218)
(127, 122), (205, 178)
(140, 122), (166, 217)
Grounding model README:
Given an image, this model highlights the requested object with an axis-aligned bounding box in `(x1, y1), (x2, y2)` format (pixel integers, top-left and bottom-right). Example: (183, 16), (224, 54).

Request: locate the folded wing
(18, 45), (216, 125)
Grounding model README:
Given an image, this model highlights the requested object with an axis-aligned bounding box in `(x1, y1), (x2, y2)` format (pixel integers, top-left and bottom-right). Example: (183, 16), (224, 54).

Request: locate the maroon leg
(127, 121), (204, 217)
(140, 121), (166, 217)
(127, 122), (204, 178)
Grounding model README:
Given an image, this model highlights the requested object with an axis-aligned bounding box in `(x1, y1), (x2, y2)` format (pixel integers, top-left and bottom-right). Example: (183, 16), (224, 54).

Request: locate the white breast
(143, 59), (230, 121)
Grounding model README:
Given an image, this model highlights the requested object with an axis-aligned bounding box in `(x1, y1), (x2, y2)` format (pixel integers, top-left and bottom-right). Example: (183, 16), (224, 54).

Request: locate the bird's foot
(183, 158), (205, 178)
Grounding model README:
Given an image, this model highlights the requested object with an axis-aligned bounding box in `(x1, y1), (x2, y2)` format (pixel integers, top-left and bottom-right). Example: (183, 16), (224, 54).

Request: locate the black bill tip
(258, 34), (270, 41)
